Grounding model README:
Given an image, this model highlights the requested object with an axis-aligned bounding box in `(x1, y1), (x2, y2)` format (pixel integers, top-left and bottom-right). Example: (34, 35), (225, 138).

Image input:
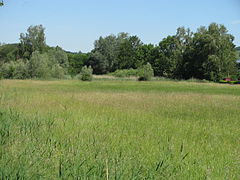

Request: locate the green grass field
(0, 80), (239, 179)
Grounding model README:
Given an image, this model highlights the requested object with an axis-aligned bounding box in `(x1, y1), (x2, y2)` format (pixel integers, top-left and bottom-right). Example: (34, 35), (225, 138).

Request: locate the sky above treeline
(0, 0), (240, 53)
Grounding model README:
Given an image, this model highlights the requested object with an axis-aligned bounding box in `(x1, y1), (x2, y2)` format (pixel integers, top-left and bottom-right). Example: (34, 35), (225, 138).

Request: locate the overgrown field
(0, 80), (239, 179)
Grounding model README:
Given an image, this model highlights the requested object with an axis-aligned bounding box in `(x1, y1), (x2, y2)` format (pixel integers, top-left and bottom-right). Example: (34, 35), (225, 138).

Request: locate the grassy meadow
(0, 79), (239, 179)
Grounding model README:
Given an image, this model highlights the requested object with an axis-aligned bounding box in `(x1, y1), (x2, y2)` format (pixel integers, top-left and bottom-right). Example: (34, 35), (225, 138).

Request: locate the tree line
(0, 23), (239, 81)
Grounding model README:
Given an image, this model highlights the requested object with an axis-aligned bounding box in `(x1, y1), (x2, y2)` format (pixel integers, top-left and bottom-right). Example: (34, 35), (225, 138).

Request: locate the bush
(51, 64), (66, 79)
(29, 51), (51, 79)
(138, 63), (154, 81)
(13, 60), (29, 79)
(1, 61), (16, 79)
(79, 66), (93, 81)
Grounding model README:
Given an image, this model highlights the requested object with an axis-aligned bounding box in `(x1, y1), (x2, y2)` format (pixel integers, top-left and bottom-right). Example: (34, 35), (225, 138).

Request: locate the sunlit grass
(0, 80), (239, 179)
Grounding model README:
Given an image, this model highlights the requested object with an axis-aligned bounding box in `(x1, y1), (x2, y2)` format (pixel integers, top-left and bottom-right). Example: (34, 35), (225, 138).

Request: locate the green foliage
(88, 33), (143, 74)
(1, 61), (16, 79)
(138, 63), (154, 81)
(67, 52), (89, 76)
(51, 64), (66, 79)
(182, 23), (237, 81)
(48, 47), (69, 68)
(19, 25), (46, 59)
(28, 50), (70, 79)
(87, 51), (108, 74)
(154, 36), (181, 78)
(135, 44), (157, 68)
(0, 23), (239, 81)
(28, 51), (51, 79)
(88, 34), (123, 74)
(79, 65), (93, 81)
(1, 60), (29, 79)
(109, 68), (139, 77)
(116, 35), (143, 69)
(0, 44), (19, 63)
(13, 59), (29, 79)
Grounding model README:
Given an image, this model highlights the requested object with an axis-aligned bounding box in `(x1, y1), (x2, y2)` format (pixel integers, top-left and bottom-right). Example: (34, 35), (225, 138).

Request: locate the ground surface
(0, 80), (239, 179)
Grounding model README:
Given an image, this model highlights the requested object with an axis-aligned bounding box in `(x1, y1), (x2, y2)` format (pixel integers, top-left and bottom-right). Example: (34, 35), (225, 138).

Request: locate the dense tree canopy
(182, 23), (237, 81)
(0, 25), (70, 79)
(0, 23), (239, 81)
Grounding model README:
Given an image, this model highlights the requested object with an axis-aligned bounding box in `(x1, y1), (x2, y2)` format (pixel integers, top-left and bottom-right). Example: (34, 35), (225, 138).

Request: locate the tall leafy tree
(182, 23), (237, 81)
(19, 25), (46, 59)
(153, 27), (193, 78)
(67, 52), (89, 75)
(116, 35), (143, 69)
(154, 36), (181, 77)
(89, 32), (129, 74)
(135, 44), (157, 68)
(87, 51), (108, 74)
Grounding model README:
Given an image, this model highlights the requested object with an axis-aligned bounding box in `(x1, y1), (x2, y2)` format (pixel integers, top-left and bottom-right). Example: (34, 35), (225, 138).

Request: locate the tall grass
(0, 80), (239, 179)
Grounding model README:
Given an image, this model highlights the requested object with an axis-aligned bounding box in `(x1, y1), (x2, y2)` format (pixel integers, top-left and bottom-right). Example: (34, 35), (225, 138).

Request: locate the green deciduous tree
(89, 33), (128, 74)
(117, 35), (143, 69)
(89, 33), (143, 74)
(0, 44), (20, 63)
(182, 23), (237, 81)
(152, 27), (193, 79)
(67, 52), (89, 76)
(19, 25), (46, 59)
(135, 44), (157, 68)
(154, 36), (181, 78)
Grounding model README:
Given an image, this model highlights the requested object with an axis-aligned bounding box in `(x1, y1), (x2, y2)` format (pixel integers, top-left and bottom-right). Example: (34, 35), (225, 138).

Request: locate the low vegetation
(0, 80), (239, 179)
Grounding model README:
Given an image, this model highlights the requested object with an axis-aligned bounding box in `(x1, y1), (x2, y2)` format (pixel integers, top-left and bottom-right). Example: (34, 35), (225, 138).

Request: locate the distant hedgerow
(109, 68), (139, 77)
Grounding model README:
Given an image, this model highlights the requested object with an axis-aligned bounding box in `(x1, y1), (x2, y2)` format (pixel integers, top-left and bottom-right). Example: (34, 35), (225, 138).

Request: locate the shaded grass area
(0, 80), (240, 179)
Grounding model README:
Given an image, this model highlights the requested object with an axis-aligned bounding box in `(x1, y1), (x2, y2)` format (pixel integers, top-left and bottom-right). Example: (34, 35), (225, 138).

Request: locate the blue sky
(0, 0), (239, 52)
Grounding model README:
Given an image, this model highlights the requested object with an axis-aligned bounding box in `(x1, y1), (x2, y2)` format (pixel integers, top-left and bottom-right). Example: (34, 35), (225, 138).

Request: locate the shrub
(51, 64), (66, 79)
(79, 66), (93, 81)
(0, 60), (29, 79)
(13, 60), (29, 79)
(1, 61), (16, 79)
(29, 51), (51, 79)
(138, 63), (154, 81)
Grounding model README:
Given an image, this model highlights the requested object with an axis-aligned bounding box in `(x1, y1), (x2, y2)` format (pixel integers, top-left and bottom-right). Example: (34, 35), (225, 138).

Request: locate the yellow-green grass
(0, 80), (239, 179)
